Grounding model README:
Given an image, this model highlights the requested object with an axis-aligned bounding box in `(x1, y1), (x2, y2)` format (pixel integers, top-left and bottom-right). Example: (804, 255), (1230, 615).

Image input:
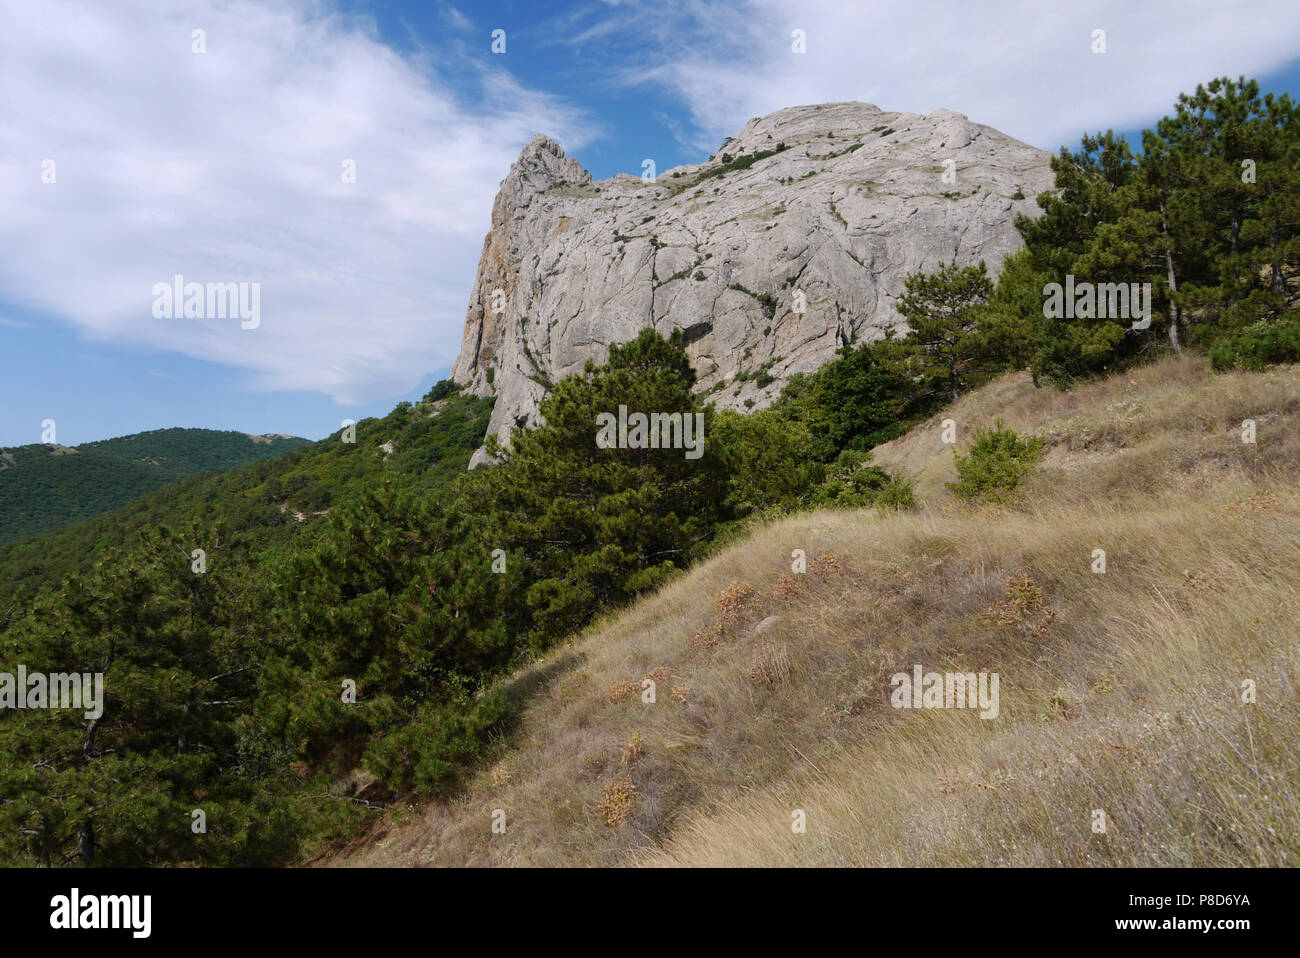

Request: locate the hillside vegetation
(0, 391), (499, 866)
(0, 333), (913, 867)
(0, 428), (311, 545)
(339, 355), (1299, 866)
(0, 397), (491, 603)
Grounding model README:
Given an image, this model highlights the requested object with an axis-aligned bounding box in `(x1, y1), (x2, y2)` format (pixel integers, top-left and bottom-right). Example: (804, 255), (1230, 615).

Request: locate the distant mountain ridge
(0, 427), (312, 544)
(0, 392), (493, 602)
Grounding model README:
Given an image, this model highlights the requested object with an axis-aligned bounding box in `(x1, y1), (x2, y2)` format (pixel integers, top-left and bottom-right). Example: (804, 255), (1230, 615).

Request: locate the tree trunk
(1270, 224), (1285, 299)
(1165, 246), (1182, 352)
(78, 820), (95, 867)
(82, 717), (99, 765)
(1161, 202), (1182, 353)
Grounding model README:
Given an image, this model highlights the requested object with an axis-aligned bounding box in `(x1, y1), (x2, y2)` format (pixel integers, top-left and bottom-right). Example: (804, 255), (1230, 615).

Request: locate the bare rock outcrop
(451, 102), (1055, 464)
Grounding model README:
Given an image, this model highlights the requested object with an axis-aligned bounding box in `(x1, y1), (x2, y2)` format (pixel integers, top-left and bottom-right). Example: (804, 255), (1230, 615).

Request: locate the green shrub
(695, 143), (788, 185)
(947, 422), (1044, 502)
(1209, 320), (1300, 371)
(711, 409), (823, 515)
(422, 379), (461, 403)
(809, 453), (914, 510)
(773, 343), (911, 461)
(872, 472), (917, 510)
(363, 689), (514, 795)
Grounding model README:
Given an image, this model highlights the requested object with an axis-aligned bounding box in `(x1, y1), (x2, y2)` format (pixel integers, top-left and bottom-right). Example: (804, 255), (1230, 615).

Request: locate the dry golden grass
(335, 356), (1300, 867)
(748, 641), (792, 688)
(639, 496), (1300, 866)
(619, 731), (645, 766)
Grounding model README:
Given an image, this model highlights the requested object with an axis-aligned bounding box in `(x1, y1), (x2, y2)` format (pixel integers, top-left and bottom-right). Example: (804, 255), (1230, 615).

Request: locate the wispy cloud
(442, 4), (474, 33)
(652, 109), (705, 155)
(560, 0), (1300, 152)
(0, 0), (595, 405)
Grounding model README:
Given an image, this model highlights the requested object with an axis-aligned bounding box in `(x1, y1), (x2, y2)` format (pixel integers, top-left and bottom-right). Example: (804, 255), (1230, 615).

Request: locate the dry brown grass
(334, 356), (1300, 867)
(619, 731), (645, 766)
(748, 641), (792, 688)
(638, 495), (1300, 866)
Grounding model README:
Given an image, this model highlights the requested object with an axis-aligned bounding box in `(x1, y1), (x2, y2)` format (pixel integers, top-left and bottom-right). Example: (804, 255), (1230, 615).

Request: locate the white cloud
(0, 0), (594, 404)
(442, 4), (474, 33)
(598, 0), (1300, 152)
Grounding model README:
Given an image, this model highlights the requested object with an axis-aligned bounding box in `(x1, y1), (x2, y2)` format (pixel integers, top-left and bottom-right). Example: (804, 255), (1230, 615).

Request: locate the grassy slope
(340, 356), (1299, 867)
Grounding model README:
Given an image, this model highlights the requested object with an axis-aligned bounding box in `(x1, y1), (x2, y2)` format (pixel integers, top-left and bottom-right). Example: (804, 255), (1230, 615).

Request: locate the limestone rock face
(451, 102), (1055, 464)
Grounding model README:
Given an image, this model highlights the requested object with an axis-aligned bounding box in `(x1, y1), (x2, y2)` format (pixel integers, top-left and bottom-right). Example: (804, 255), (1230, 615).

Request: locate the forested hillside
(0, 338), (914, 866)
(0, 428), (312, 545)
(0, 390), (493, 604)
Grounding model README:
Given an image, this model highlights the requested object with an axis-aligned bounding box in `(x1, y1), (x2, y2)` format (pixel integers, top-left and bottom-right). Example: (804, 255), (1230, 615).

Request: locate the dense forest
(0, 428), (312, 545)
(0, 397), (492, 604)
(0, 76), (1294, 866)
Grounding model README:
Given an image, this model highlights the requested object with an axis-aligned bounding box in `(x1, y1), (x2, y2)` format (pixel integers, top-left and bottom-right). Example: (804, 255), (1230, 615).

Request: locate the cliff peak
(451, 102), (1055, 464)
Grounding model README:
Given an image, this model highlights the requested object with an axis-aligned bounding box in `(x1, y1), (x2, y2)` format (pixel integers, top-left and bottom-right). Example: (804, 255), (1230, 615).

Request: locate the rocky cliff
(450, 101), (1056, 465)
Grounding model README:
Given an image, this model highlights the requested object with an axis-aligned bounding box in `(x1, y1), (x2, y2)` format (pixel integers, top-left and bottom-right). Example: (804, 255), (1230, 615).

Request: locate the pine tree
(876, 259), (994, 403)
(273, 480), (515, 769)
(1016, 132), (1144, 384)
(481, 328), (730, 641)
(0, 524), (270, 865)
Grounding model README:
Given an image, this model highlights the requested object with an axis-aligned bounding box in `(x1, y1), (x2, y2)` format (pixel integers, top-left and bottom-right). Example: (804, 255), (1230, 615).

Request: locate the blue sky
(3, 0), (1299, 447)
